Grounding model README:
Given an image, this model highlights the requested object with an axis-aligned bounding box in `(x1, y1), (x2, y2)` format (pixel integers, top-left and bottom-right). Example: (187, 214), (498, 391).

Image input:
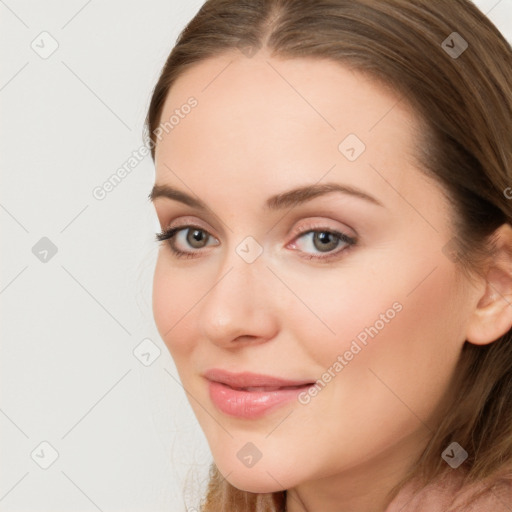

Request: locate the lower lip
(208, 381), (313, 419)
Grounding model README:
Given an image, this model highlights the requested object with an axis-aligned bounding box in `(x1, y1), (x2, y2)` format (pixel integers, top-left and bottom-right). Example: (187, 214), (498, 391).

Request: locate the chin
(226, 473), (287, 494)
(215, 459), (295, 494)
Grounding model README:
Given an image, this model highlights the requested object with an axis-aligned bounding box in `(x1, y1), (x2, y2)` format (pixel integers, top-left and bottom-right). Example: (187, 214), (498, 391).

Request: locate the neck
(285, 428), (432, 512)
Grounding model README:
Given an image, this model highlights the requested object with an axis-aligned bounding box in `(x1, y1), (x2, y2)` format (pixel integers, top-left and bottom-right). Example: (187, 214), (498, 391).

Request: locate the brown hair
(145, 1), (512, 510)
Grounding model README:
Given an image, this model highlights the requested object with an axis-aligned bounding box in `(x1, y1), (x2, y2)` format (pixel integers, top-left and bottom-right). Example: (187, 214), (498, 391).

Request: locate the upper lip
(203, 369), (314, 388)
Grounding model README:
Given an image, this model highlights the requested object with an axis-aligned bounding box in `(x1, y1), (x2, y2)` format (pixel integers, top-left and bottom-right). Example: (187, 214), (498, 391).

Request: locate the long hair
(145, 1), (512, 510)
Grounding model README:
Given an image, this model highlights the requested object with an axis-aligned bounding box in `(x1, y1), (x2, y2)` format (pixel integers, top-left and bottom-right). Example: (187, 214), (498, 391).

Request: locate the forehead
(153, 52), (428, 208)
(158, 52), (416, 141)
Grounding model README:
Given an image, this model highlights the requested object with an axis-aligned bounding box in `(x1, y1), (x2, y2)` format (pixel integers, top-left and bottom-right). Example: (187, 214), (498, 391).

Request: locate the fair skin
(150, 50), (512, 512)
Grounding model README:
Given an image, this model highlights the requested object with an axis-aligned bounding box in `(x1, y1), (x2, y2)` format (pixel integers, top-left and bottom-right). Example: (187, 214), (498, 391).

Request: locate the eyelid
(160, 216), (218, 237)
(284, 220), (357, 262)
(156, 224), (218, 243)
(154, 193), (231, 230)
(287, 219), (357, 242)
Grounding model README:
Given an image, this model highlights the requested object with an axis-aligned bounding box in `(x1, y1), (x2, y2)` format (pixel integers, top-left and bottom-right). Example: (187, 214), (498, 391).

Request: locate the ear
(466, 223), (512, 346)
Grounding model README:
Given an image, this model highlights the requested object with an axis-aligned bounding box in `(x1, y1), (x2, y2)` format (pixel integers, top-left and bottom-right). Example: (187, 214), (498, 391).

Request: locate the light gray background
(1, 1), (511, 511)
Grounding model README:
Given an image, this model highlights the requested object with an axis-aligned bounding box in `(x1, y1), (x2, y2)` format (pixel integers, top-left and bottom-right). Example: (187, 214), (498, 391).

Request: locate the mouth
(225, 384), (311, 392)
(203, 368), (315, 389)
(203, 369), (316, 418)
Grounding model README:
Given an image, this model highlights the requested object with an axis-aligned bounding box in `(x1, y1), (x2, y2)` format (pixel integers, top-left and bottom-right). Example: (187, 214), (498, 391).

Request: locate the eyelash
(155, 225), (213, 260)
(154, 224), (357, 261)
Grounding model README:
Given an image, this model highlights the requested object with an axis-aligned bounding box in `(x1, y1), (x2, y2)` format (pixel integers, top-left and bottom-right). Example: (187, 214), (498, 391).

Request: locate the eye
(155, 223), (355, 260)
(182, 228), (211, 249)
(155, 225), (219, 257)
(290, 228), (356, 260)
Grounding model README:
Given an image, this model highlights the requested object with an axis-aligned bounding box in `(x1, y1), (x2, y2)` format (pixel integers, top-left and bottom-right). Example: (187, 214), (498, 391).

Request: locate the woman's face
(150, 52), (478, 496)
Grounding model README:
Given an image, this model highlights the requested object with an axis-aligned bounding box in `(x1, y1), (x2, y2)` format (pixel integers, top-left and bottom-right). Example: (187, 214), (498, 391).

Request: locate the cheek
(152, 256), (202, 356)
(253, 262), (464, 481)
(346, 266), (461, 419)
(366, 262), (464, 403)
(282, 253), (464, 421)
(273, 261), (400, 370)
(285, 240), (462, 354)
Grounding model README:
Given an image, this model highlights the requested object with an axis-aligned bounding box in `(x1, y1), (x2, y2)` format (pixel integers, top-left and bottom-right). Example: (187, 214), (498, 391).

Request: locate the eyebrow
(148, 182), (384, 209)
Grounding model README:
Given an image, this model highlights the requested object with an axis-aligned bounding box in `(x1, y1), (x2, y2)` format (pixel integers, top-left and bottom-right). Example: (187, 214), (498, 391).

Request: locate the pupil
(188, 229), (207, 248)
(313, 231), (338, 252)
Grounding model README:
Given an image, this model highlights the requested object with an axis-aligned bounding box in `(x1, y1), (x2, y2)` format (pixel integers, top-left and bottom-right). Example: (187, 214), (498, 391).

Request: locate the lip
(203, 369), (314, 388)
(204, 369), (315, 419)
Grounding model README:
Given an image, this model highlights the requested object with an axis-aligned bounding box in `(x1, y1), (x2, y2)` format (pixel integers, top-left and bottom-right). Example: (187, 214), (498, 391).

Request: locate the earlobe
(466, 224), (512, 346)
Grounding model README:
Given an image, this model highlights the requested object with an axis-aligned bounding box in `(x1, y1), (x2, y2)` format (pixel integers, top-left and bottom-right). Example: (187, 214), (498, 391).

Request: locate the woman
(146, 0), (512, 510)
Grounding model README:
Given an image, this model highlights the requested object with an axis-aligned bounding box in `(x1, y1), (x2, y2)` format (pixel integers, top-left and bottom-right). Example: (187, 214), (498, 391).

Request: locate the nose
(197, 255), (280, 348)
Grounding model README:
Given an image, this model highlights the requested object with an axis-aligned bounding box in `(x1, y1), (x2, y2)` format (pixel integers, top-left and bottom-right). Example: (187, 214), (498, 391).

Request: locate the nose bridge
(213, 233), (269, 303)
(198, 242), (277, 344)
(216, 257), (256, 307)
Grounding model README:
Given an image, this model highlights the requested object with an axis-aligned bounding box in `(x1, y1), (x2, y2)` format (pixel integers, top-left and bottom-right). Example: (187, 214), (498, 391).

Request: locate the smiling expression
(150, 50), (478, 494)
